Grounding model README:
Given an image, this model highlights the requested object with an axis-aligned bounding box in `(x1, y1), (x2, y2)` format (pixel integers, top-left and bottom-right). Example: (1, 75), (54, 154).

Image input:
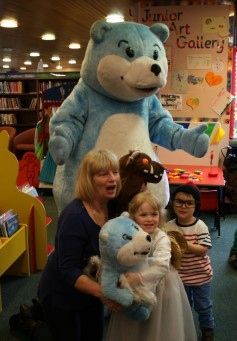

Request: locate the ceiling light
(68, 59), (76, 64)
(41, 33), (55, 40)
(51, 55), (60, 61)
(20, 67), (26, 70)
(3, 65), (10, 69)
(106, 14), (124, 23)
(2, 57), (11, 62)
(56, 64), (62, 70)
(30, 52), (40, 57)
(69, 43), (81, 49)
(24, 60), (32, 65)
(0, 18), (18, 28)
(43, 63), (49, 68)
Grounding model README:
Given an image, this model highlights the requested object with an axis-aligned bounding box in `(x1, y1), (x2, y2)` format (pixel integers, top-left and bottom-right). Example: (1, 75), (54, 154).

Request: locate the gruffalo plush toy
(116, 149), (165, 215)
(99, 214), (156, 321)
(49, 20), (209, 212)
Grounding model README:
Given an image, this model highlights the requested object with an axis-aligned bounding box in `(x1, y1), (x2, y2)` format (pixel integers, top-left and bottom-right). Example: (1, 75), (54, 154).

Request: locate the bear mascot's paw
(99, 214), (155, 321)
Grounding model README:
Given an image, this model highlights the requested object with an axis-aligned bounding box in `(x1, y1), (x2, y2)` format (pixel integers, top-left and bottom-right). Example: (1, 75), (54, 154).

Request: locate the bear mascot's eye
(126, 46), (135, 58)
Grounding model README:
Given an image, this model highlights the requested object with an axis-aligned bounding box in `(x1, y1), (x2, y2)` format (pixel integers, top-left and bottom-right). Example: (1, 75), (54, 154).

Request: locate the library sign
(135, 4), (229, 54)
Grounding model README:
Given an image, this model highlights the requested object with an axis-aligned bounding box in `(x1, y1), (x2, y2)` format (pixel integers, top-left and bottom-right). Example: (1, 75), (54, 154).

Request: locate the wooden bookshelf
(0, 72), (79, 134)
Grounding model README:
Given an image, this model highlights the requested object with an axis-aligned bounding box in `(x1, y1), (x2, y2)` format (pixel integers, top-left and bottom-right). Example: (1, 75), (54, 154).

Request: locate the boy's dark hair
(172, 183), (200, 215)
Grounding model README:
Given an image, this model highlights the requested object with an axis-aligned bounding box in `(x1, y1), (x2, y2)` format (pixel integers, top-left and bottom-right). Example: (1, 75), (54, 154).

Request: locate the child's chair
(199, 189), (224, 237)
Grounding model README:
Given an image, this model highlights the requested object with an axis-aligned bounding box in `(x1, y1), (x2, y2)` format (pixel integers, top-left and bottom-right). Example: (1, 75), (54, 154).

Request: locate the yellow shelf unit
(0, 130), (49, 273)
(0, 224), (30, 312)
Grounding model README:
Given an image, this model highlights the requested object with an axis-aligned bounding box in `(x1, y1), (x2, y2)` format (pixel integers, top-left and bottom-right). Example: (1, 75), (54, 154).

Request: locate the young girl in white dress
(106, 191), (197, 341)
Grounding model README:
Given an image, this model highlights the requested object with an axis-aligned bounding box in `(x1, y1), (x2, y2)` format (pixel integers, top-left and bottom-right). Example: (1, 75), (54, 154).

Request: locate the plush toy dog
(49, 20), (209, 212)
(99, 214), (156, 321)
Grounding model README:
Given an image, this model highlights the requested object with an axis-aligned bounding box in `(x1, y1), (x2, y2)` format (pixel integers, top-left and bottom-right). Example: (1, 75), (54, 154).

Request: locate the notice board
(134, 3), (232, 165)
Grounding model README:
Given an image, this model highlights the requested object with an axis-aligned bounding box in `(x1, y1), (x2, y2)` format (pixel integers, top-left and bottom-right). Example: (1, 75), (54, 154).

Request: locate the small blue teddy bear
(99, 214), (156, 321)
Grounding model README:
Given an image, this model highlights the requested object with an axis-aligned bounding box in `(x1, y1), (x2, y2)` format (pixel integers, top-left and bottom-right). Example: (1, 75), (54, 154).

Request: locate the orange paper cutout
(205, 72), (223, 86)
(186, 98), (200, 110)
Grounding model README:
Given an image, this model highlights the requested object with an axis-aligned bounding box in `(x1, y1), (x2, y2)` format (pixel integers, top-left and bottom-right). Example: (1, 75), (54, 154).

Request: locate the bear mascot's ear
(116, 150), (165, 215)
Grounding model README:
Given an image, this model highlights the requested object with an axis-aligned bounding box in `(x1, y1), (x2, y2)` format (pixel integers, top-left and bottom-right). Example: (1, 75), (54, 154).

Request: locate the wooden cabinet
(0, 72), (79, 134)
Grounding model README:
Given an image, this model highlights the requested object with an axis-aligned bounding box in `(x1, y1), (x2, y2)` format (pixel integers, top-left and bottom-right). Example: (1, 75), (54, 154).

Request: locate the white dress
(105, 228), (197, 341)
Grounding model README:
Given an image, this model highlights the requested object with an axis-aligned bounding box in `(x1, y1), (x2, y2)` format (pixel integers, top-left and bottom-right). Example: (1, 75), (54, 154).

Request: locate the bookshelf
(0, 72), (79, 134)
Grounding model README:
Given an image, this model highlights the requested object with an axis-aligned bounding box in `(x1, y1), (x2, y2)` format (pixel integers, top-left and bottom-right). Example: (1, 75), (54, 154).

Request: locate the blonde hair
(128, 191), (167, 228)
(74, 149), (121, 201)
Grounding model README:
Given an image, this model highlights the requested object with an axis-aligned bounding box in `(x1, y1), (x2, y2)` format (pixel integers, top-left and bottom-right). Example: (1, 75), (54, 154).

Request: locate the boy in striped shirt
(166, 184), (215, 341)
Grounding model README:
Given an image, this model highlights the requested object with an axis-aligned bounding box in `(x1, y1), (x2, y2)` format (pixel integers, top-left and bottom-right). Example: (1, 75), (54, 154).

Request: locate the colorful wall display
(134, 2), (232, 165)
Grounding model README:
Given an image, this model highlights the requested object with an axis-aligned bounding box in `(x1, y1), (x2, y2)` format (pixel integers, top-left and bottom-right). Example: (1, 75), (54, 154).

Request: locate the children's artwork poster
(209, 88), (235, 116)
(187, 54), (211, 70)
(133, 2), (230, 153)
(172, 70), (188, 93)
(160, 93), (182, 111)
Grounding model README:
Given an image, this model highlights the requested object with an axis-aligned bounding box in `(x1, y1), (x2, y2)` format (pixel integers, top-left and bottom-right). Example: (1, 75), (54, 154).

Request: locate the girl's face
(133, 202), (159, 235)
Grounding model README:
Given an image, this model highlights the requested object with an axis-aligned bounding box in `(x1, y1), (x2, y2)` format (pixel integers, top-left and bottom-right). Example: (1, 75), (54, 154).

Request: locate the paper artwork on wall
(187, 74), (204, 85)
(160, 94), (182, 111)
(187, 54), (211, 70)
(202, 16), (229, 36)
(186, 98), (200, 110)
(205, 71), (223, 86)
(172, 70), (188, 93)
(209, 88), (235, 116)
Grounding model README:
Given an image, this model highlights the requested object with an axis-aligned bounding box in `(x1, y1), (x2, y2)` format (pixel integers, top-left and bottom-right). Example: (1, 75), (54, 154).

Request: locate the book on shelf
(0, 209), (19, 237)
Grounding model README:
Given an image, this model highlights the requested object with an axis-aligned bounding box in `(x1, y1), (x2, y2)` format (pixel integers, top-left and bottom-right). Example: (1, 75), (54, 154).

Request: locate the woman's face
(133, 202), (159, 235)
(92, 168), (120, 201)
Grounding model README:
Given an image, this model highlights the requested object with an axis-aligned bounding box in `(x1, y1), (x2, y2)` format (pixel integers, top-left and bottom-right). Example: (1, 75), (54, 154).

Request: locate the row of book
(0, 97), (22, 109)
(0, 113), (17, 125)
(0, 209), (19, 238)
(0, 81), (24, 94)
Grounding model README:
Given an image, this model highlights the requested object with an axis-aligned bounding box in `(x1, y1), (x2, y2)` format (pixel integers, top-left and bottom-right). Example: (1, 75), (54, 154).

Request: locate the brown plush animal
(116, 150), (165, 215)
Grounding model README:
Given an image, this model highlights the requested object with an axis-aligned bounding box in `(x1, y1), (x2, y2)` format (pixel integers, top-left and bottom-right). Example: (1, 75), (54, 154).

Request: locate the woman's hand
(100, 295), (124, 312)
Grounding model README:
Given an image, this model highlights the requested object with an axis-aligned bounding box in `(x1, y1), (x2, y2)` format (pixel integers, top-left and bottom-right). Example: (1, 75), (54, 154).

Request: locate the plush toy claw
(172, 123), (209, 158)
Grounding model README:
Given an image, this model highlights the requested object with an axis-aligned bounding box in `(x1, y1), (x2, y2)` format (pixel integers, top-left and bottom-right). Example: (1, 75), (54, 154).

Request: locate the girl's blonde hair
(74, 149), (121, 201)
(128, 191), (167, 227)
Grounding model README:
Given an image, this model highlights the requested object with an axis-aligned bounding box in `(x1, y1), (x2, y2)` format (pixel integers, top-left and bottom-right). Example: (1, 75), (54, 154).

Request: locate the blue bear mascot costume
(49, 20), (209, 212)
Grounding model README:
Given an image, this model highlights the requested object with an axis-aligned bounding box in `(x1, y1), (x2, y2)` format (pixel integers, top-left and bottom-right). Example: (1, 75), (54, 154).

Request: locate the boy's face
(172, 191), (196, 223)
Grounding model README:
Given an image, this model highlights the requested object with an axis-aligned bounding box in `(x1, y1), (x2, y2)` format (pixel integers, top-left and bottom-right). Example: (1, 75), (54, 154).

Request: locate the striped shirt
(165, 218), (213, 286)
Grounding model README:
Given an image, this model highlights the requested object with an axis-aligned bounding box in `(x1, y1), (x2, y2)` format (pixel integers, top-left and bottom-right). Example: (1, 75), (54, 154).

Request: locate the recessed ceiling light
(41, 33), (55, 40)
(69, 43), (81, 49)
(30, 52), (40, 57)
(24, 60), (32, 65)
(3, 65), (10, 68)
(51, 55), (60, 61)
(106, 14), (124, 23)
(0, 18), (18, 28)
(68, 59), (76, 64)
(2, 57), (11, 62)
(20, 66), (26, 70)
